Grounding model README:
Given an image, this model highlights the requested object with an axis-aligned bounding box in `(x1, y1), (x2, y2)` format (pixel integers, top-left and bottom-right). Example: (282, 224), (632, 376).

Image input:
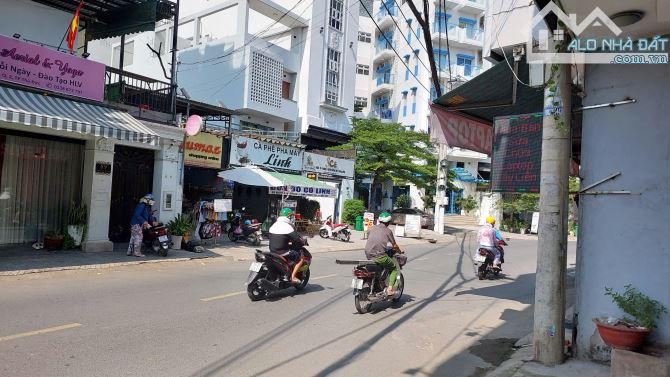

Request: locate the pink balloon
(185, 115), (202, 136)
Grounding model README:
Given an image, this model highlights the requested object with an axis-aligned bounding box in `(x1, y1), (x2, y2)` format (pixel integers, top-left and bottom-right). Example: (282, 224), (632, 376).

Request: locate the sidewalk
(488, 341), (610, 377)
(0, 227), (454, 276)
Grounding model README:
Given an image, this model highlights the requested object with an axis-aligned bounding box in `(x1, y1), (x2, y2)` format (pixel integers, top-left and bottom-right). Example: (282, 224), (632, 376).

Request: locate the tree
(406, 0), (443, 98)
(395, 194), (411, 209)
(455, 195), (478, 214)
(331, 118), (437, 210)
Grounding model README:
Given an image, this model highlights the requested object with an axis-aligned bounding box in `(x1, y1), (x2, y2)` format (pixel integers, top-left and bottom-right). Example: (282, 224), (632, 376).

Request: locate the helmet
(378, 211), (392, 223)
(486, 216), (496, 225)
(141, 193), (155, 206)
(279, 208), (293, 217)
(244, 219), (251, 225)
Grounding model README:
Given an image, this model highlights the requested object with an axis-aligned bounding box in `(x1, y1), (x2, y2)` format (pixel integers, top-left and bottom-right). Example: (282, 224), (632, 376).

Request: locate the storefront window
(0, 133), (83, 244)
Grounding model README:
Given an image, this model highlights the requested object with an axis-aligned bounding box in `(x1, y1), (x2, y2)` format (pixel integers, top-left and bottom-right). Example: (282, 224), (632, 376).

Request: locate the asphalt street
(0, 232), (576, 377)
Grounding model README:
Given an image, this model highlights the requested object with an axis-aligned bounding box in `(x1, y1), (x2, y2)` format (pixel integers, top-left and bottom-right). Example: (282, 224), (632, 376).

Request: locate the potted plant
(594, 284), (668, 350)
(65, 201), (88, 247)
(166, 214), (191, 249)
(43, 230), (64, 250)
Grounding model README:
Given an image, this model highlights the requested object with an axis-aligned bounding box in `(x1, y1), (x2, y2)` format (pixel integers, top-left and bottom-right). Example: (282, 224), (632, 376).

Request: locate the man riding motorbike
(364, 211), (402, 296)
(477, 216), (502, 269)
(268, 208), (305, 284)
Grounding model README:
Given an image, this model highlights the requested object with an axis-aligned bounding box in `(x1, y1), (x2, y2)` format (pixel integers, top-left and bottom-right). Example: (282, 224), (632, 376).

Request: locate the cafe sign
(230, 135), (303, 172)
(0, 34), (105, 101)
(303, 152), (355, 179)
(183, 132), (224, 169)
(269, 185), (337, 198)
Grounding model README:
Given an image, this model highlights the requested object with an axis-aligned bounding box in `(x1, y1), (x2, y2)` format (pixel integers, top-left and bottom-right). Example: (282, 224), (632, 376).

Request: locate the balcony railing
(236, 127), (301, 143)
(104, 66), (173, 114)
(437, 64), (482, 78)
(375, 40), (396, 55)
(431, 22), (483, 43)
(374, 73), (394, 86)
(373, 109), (393, 120)
(376, 5), (397, 21)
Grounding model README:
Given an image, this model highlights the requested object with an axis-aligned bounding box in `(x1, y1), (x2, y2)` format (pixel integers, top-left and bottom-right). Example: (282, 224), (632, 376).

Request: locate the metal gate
(108, 145), (154, 242)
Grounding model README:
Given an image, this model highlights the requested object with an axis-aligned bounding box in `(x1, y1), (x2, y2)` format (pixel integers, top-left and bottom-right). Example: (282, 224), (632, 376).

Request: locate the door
(109, 145), (154, 242)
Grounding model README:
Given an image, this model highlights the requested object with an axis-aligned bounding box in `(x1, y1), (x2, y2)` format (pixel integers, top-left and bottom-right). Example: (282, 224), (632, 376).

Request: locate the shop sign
(269, 185), (337, 198)
(0, 34), (105, 101)
(230, 135), (303, 172)
(363, 212), (375, 232)
(95, 161), (112, 175)
(183, 132), (224, 169)
(429, 104), (492, 155)
(404, 214), (422, 238)
(305, 172), (318, 181)
(303, 152), (355, 179)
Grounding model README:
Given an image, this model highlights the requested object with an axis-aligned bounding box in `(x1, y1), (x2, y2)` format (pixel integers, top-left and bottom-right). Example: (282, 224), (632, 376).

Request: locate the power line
(443, 0), (453, 86)
(392, 0), (428, 53)
(492, 0), (532, 87)
(379, 0), (432, 73)
(359, 0), (431, 93)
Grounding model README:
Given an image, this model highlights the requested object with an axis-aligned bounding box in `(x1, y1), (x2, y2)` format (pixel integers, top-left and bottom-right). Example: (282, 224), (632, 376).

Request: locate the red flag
(66, 0), (84, 54)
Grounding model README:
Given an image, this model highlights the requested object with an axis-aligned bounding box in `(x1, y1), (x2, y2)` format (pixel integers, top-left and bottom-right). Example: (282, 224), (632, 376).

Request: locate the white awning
(0, 86), (159, 145)
(218, 166), (337, 198)
(218, 166), (283, 187)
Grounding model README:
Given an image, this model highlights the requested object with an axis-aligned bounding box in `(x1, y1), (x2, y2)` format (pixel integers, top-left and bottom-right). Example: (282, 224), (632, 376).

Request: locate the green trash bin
(355, 215), (364, 231)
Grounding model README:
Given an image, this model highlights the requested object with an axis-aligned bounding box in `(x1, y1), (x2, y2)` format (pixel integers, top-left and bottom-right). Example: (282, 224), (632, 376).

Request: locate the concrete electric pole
(533, 62), (572, 365)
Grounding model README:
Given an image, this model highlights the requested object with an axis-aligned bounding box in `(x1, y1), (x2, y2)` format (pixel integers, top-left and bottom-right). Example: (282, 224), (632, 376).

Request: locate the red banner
(429, 104), (492, 155)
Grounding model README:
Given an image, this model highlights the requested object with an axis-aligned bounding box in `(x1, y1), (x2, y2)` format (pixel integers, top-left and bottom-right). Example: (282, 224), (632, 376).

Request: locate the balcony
(438, 64), (482, 80)
(376, 5), (398, 30)
(374, 40), (396, 62)
(372, 73), (395, 96)
(431, 23), (483, 48)
(234, 127), (301, 143)
(105, 66), (173, 120)
(435, 0), (485, 13)
(372, 109), (393, 122)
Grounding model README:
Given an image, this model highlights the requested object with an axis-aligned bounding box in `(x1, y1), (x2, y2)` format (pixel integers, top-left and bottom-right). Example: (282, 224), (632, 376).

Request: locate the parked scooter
(319, 216), (351, 242)
(245, 237), (312, 301)
(473, 239), (508, 280)
(228, 219), (262, 246)
(142, 223), (169, 256)
(336, 247), (407, 314)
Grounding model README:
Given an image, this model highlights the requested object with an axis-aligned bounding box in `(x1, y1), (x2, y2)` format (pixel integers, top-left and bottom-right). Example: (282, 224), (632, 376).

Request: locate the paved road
(0, 233), (575, 377)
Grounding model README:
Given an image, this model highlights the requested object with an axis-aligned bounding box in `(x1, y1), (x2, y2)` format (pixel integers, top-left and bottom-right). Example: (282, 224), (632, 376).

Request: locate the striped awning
(0, 86), (159, 145)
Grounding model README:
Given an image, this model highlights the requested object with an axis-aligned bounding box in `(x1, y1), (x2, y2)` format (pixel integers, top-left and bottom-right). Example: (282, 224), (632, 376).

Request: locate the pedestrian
(127, 193), (157, 257)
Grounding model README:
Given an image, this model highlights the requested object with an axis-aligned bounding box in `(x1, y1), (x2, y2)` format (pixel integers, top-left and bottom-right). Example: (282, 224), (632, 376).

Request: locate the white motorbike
(319, 216), (351, 242)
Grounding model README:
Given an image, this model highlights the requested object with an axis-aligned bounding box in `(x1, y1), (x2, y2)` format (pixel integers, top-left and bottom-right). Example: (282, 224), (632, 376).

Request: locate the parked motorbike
(336, 247), (407, 314)
(319, 216), (351, 242)
(473, 239), (508, 280)
(142, 223), (169, 256)
(245, 238), (312, 301)
(228, 221), (262, 246)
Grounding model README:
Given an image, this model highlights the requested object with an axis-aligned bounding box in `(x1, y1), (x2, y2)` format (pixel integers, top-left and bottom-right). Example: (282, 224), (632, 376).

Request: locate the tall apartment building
(90, 0), (359, 148)
(355, 0), (493, 212)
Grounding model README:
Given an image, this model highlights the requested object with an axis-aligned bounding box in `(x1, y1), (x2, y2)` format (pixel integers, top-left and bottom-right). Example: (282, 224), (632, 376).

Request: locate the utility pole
(533, 61), (571, 365)
(433, 143), (446, 233)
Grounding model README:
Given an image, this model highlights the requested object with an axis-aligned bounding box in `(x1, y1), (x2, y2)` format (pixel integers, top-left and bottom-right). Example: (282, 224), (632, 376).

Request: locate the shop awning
(218, 166), (337, 198)
(0, 86), (159, 145)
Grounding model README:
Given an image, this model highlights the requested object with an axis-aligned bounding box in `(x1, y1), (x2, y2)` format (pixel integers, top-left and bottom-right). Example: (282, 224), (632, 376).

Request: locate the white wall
(0, 0), (73, 49)
(482, 0), (536, 61)
(576, 63), (670, 357)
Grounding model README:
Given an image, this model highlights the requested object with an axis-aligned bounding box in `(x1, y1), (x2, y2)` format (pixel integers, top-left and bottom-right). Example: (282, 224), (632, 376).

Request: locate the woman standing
(127, 194), (157, 257)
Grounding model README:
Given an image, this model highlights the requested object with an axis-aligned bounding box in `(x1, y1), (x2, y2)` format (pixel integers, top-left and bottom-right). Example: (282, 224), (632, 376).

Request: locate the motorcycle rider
(268, 208), (305, 284)
(364, 211), (402, 296)
(477, 216), (501, 269)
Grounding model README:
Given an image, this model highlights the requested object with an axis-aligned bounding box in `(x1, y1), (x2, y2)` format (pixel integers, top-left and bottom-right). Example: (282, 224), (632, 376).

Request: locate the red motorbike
(142, 223), (170, 256)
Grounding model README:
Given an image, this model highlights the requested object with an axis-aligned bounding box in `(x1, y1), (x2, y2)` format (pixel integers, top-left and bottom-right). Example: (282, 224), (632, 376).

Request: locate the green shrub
(605, 285), (668, 329)
(456, 195), (478, 213)
(342, 199), (366, 224)
(395, 194), (411, 209)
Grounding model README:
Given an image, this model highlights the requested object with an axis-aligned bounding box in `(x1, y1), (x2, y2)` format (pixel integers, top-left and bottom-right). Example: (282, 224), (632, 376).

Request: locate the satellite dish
(185, 115), (202, 136)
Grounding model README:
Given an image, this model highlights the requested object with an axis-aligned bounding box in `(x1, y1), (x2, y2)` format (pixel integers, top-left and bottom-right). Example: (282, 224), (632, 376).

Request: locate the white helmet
(378, 211), (392, 223)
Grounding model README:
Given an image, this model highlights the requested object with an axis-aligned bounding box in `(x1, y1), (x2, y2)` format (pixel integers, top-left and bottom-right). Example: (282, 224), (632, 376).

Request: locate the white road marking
(200, 274), (339, 302)
(0, 323), (82, 342)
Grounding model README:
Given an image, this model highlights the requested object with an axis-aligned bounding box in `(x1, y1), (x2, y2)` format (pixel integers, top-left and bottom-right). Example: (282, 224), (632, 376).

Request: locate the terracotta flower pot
(593, 318), (650, 351)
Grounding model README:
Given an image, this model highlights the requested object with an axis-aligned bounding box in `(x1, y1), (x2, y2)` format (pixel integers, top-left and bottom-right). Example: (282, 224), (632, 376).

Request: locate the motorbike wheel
(493, 268), (500, 277)
(159, 245), (168, 257)
(249, 234), (261, 246)
(294, 269), (310, 291)
(151, 239), (161, 254)
(319, 229), (328, 238)
(392, 274), (404, 303)
(247, 282), (267, 301)
(227, 229), (237, 242)
(478, 264), (488, 280)
(354, 288), (372, 314)
(341, 231), (350, 242)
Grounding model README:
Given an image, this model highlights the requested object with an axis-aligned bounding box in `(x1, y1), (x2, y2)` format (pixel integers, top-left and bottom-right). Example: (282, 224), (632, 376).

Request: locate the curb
(0, 255), (233, 277)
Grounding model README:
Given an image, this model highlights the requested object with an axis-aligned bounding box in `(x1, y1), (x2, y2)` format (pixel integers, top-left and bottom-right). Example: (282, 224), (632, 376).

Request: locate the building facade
(355, 0), (492, 212)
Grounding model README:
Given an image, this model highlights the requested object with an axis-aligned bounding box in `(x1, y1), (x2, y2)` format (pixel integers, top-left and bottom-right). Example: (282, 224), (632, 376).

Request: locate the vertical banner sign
(491, 113), (543, 193)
